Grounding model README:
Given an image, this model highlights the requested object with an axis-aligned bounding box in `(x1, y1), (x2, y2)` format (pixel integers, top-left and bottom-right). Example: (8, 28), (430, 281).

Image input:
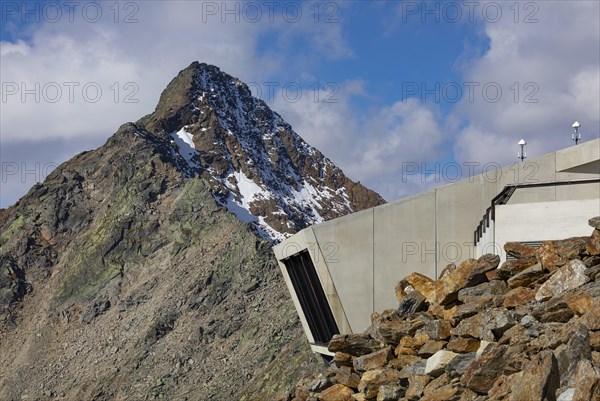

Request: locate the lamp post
(572, 121), (581, 145)
(518, 139), (527, 162)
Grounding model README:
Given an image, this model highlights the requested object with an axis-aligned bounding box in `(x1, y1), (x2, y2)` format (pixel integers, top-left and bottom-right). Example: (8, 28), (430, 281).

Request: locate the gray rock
(397, 291), (427, 317)
(580, 281), (600, 297)
(399, 360), (426, 378)
(446, 352), (477, 378)
(507, 263), (546, 288)
(328, 334), (385, 356)
(452, 308), (516, 341)
(557, 388), (574, 401)
(243, 280), (259, 293)
(458, 280), (508, 303)
(307, 377), (332, 392)
(520, 314), (537, 327)
(532, 297), (575, 323)
(535, 260), (589, 301)
(376, 385), (403, 401)
(555, 325), (592, 387)
(425, 350), (458, 377)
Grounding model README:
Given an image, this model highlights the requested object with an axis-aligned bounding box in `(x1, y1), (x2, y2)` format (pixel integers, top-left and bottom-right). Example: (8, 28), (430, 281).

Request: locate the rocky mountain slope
(0, 62), (383, 400)
(286, 217), (600, 401)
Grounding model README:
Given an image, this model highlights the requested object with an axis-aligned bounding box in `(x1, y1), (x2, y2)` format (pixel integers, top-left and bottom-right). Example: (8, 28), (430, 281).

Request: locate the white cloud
(0, 3), (264, 143)
(453, 0), (600, 166)
(0, 1), (352, 143)
(274, 83), (446, 201)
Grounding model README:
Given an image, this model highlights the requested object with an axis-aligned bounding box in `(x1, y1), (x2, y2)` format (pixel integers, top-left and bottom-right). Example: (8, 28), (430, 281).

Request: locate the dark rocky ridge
(0, 62), (384, 400)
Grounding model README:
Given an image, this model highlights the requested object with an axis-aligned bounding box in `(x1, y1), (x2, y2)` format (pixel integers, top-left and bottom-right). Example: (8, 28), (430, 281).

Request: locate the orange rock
(504, 242), (537, 259)
(447, 337), (480, 353)
(429, 259), (477, 305)
(317, 384), (355, 401)
(423, 373), (451, 396)
(580, 305), (600, 330)
(508, 351), (559, 401)
(388, 354), (422, 369)
(487, 374), (514, 401)
(428, 303), (444, 319)
(394, 346), (417, 356)
(589, 331), (600, 352)
(371, 317), (424, 346)
(461, 345), (509, 393)
(353, 347), (393, 373)
(420, 384), (459, 401)
(507, 263), (546, 288)
(502, 287), (535, 308)
(429, 254), (499, 305)
(536, 241), (563, 272)
(357, 369), (402, 399)
(564, 292), (594, 315)
(571, 359), (600, 401)
(417, 319), (452, 341)
(536, 238), (587, 272)
(428, 301), (460, 322)
(418, 340), (447, 357)
(397, 334), (429, 351)
(335, 366), (361, 389)
(332, 352), (354, 368)
(438, 263), (456, 280)
(442, 305), (459, 322)
(467, 254), (501, 282)
(328, 334), (385, 357)
(406, 375), (431, 399)
(586, 229), (600, 255)
(488, 257), (538, 281)
(399, 272), (437, 299)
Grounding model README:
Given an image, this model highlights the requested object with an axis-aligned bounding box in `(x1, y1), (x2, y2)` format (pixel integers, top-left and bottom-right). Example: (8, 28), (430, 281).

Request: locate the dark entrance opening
(283, 250), (339, 344)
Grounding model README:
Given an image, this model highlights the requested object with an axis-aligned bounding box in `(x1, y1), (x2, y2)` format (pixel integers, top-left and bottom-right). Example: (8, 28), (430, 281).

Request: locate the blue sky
(1, 1), (599, 206)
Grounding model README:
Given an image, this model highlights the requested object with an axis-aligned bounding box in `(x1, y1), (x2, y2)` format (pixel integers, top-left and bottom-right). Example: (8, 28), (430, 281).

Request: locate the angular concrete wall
(372, 191), (437, 311)
(311, 209), (374, 332)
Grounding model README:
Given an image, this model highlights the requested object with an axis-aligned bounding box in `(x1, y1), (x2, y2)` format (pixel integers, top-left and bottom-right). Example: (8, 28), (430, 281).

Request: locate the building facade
(273, 139), (600, 355)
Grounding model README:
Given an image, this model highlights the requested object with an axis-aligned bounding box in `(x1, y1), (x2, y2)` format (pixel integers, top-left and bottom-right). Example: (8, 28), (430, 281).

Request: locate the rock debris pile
(284, 216), (600, 401)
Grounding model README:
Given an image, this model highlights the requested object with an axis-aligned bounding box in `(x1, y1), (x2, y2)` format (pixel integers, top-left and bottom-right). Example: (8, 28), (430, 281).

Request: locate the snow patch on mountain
(221, 170), (286, 241)
(171, 128), (199, 170)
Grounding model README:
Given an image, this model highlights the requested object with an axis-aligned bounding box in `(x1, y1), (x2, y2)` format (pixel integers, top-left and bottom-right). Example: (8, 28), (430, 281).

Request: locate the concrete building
(273, 138), (600, 355)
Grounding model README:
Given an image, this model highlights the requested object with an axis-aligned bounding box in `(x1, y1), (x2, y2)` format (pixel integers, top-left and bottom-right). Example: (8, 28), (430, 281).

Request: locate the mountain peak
(126, 62), (384, 240)
(136, 62), (384, 241)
